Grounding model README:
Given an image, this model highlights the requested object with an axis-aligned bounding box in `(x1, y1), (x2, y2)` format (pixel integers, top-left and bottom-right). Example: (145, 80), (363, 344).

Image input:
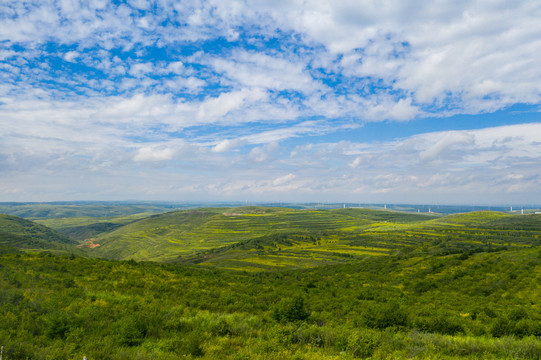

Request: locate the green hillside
(0, 248), (539, 359)
(87, 207), (436, 265)
(83, 208), (540, 271)
(0, 214), (79, 253)
(4, 205), (538, 272)
(1, 205), (540, 358)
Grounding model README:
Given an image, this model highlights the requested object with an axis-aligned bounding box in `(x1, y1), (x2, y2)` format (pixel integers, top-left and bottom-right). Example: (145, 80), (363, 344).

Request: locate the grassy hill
(0, 247), (539, 359)
(85, 207), (437, 265)
(79, 207), (540, 271)
(0, 214), (80, 254)
(1, 204), (540, 358)
(4, 205), (539, 271)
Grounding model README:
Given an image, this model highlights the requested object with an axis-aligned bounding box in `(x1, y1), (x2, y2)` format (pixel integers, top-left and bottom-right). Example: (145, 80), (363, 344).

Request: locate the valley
(0, 203), (540, 359)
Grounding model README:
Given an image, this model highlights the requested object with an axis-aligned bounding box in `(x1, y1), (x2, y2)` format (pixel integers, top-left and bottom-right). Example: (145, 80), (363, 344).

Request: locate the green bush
(46, 312), (73, 339)
(362, 301), (408, 330)
(490, 317), (513, 337)
(346, 329), (381, 358)
(413, 314), (464, 335)
(273, 295), (309, 323)
(114, 316), (148, 346)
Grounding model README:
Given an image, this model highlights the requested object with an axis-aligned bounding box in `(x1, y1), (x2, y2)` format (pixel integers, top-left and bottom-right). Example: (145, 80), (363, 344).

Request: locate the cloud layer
(1, 1), (541, 203)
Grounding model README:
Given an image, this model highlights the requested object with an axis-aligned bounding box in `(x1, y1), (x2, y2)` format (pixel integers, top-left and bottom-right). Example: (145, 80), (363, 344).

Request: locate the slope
(69, 208), (541, 270)
(0, 247), (539, 359)
(86, 207), (436, 264)
(0, 214), (79, 253)
(185, 211), (540, 270)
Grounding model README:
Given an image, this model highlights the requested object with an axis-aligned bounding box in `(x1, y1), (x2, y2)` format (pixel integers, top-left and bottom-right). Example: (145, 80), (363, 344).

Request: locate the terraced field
(83, 207), (427, 264)
(71, 207), (539, 270)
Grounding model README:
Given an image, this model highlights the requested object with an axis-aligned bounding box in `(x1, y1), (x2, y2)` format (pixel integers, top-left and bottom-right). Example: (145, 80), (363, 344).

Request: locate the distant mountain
(0, 214), (79, 253)
(0, 202), (182, 219)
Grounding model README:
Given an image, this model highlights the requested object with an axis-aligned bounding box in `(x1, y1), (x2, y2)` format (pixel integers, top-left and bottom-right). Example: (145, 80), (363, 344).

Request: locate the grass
(0, 213), (80, 254)
(2, 205), (540, 271)
(82, 207), (439, 264)
(0, 246), (539, 359)
(43, 208), (535, 270)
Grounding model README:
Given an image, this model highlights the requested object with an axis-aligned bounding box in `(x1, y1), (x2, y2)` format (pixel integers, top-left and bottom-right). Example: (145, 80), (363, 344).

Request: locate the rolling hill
(1, 204), (540, 358)
(0, 213), (79, 253)
(83, 207), (436, 265)
(0, 244), (539, 359)
(4, 204), (539, 271)
(76, 207), (540, 271)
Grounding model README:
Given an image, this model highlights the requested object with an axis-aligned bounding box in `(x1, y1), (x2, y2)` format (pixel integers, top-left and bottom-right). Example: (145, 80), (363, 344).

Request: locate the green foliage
(46, 311), (74, 339)
(273, 295), (310, 323)
(0, 214), (78, 253)
(362, 301), (408, 330)
(1, 206), (541, 359)
(413, 314), (464, 335)
(346, 329), (381, 358)
(0, 249), (540, 359)
(114, 316), (148, 346)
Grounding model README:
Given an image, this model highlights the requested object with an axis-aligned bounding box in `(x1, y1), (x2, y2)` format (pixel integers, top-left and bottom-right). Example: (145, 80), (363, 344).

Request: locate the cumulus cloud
(2, 1), (541, 202)
(133, 146), (176, 163)
(248, 142), (279, 163)
(63, 51), (79, 62)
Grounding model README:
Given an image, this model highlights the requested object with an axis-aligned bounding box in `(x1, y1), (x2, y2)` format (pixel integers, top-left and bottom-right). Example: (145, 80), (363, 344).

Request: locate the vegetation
(85, 207), (438, 264)
(0, 204), (540, 359)
(82, 208), (539, 271)
(0, 202), (181, 220)
(0, 214), (79, 254)
(0, 247), (539, 359)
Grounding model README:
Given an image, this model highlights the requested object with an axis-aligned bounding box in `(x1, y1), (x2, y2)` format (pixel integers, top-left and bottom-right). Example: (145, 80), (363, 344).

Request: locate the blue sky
(1, 0), (541, 205)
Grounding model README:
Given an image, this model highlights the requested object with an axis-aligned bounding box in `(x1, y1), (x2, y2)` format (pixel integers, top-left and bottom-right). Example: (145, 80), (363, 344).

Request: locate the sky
(1, 0), (541, 205)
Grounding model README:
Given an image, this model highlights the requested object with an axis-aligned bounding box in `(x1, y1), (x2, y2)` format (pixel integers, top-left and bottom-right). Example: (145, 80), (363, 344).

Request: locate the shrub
(114, 316), (148, 346)
(413, 314), (464, 335)
(46, 312), (73, 339)
(346, 329), (381, 358)
(490, 317), (513, 338)
(273, 295), (309, 323)
(362, 302), (408, 330)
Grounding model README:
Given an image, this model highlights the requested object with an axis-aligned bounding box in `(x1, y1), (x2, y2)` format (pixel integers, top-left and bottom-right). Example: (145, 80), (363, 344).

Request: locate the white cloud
(212, 138), (244, 153)
(419, 131), (475, 162)
(272, 173), (296, 186)
(3, 1), (541, 123)
(63, 51), (79, 62)
(197, 88), (268, 122)
(290, 144), (313, 158)
(349, 156), (362, 169)
(128, 62), (154, 77)
(161, 61), (184, 75)
(2, 1), (541, 202)
(210, 50), (320, 93)
(133, 146), (176, 163)
(248, 142), (279, 163)
(2, 122), (540, 203)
